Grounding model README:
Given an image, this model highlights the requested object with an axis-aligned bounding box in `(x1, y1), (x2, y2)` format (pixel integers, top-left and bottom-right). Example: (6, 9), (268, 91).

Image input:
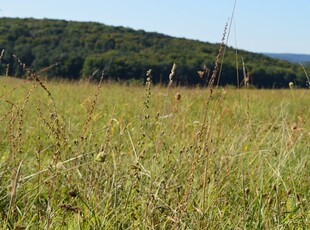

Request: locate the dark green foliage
(0, 17), (307, 87)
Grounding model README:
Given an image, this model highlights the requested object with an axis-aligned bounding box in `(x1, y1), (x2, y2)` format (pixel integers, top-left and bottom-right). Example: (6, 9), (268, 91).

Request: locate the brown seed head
(175, 92), (181, 101)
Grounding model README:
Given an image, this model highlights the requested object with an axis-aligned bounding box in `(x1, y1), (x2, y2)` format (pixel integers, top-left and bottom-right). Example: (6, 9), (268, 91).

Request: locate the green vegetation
(0, 15), (309, 229)
(0, 74), (309, 228)
(0, 17), (308, 87)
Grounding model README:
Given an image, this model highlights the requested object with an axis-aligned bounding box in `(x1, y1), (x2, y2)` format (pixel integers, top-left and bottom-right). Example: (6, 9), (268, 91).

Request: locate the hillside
(0, 17), (307, 87)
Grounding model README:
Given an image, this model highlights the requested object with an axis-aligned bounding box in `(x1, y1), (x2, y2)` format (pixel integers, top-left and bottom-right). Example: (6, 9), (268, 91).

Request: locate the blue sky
(1, 0), (309, 54)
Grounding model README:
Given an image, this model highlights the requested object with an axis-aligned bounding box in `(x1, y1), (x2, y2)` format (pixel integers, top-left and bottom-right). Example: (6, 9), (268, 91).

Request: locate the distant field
(0, 77), (309, 229)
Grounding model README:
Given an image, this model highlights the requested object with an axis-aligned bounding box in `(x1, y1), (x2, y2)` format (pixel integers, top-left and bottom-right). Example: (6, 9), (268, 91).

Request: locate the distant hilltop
(263, 53), (310, 64)
(0, 17), (308, 87)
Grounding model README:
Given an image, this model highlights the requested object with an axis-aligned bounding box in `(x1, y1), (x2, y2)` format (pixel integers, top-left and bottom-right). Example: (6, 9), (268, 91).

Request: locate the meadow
(0, 74), (309, 229)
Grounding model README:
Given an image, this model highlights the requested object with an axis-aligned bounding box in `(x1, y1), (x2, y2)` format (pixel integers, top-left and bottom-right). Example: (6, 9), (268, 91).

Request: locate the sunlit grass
(0, 77), (309, 229)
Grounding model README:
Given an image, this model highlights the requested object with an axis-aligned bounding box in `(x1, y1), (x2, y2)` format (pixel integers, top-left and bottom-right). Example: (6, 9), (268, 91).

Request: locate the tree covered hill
(0, 17), (307, 87)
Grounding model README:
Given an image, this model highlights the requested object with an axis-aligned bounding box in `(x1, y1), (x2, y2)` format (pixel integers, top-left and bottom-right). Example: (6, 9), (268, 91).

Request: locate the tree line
(0, 17), (308, 87)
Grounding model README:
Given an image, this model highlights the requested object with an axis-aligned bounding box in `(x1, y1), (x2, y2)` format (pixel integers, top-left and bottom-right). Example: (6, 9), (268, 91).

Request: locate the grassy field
(0, 76), (309, 229)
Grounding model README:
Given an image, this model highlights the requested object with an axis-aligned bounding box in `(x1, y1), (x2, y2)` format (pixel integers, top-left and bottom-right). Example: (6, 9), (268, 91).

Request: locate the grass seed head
(95, 151), (107, 163)
(289, 82), (294, 89)
(175, 92), (181, 101)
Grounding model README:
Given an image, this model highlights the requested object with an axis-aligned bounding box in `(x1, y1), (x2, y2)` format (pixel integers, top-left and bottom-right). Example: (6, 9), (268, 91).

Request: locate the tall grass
(0, 21), (309, 227)
(0, 71), (309, 229)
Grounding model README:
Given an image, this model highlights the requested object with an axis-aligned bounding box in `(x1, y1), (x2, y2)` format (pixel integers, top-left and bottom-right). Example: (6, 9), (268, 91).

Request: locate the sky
(1, 0), (309, 54)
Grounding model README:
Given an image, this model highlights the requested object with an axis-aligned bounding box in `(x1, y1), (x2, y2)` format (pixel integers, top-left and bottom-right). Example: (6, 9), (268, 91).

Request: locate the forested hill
(0, 17), (307, 87)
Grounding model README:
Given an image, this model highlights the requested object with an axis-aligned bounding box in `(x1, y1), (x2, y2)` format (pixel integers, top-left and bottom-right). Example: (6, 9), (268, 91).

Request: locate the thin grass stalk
(198, 22), (229, 223)
(300, 63), (310, 88)
(143, 69), (152, 122)
(162, 63), (176, 115)
(217, 15), (235, 87)
(7, 161), (23, 225)
(12, 55), (62, 162)
(208, 22), (228, 92)
(200, 22), (228, 145)
(234, 18), (240, 89)
(242, 58), (251, 123)
(201, 21), (228, 130)
(81, 70), (105, 138)
(0, 49), (4, 62)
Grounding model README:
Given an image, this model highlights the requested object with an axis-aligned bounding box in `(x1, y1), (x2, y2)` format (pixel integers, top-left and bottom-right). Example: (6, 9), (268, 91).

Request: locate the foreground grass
(0, 77), (309, 229)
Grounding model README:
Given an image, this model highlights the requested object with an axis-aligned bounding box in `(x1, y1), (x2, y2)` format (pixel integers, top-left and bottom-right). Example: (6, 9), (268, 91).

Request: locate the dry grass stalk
(7, 161), (23, 221)
(201, 21), (228, 128)
(11, 55), (64, 164)
(208, 21), (228, 92)
(168, 63), (176, 87)
(162, 63), (177, 115)
(143, 69), (152, 116)
(0, 49), (4, 61)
